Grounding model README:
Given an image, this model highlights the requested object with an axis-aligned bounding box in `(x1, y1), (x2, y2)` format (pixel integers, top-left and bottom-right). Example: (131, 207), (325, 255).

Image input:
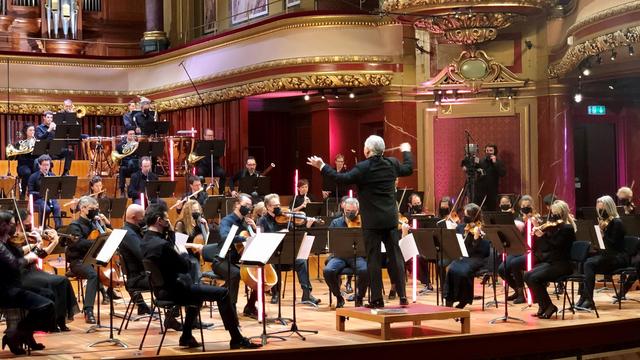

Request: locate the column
(141, 0), (169, 53)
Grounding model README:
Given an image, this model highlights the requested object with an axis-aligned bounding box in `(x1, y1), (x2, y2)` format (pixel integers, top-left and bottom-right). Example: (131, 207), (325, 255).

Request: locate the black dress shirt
(128, 170), (159, 200)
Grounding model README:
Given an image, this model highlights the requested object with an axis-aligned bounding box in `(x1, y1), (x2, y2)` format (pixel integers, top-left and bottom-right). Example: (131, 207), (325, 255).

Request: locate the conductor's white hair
(364, 135), (385, 156)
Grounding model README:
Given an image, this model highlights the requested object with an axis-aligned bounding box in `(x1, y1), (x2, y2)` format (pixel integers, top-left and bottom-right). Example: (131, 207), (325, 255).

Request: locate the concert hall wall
(433, 115), (521, 207)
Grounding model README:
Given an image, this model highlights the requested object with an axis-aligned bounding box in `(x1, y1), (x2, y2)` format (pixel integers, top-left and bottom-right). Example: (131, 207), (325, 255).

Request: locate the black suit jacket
(321, 152), (412, 229)
(128, 170), (159, 200)
(141, 230), (192, 300)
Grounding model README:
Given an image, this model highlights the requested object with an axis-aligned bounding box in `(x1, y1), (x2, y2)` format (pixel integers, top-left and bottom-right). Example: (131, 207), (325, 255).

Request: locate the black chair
(475, 268), (498, 311)
(558, 241), (599, 320)
(117, 258), (155, 335)
(140, 259), (204, 355)
(610, 236), (640, 309)
(328, 266), (354, 307)
(201, 244), (225, 318)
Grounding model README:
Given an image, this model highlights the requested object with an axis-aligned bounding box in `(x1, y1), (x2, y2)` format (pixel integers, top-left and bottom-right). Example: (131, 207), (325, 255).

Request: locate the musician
(524, 200), (576, 319)
(324, 197), (367, 308)
(62, 99), (74, 113)
(291, 178), (315, 212)
(196, 128), (227, 193)
(308, 135), (413, 308)
(322, 154), (350, 200)
(401, 192), (434, 292)
(0, 211), (55, 355)
(133, 98), (154, 135)
(28, 155), (63, 229)
(123, 101), (141, 134)
(128, 156), (158, 204)
(15, 123), (37, 200)
(404, 192), (425, 216)
(35, 111), (73, 176)
(66, 196), (112, 324)
(462, 144), (506, 211)
(11, 210), (79, 332)
(119, 204), (151, 315)
(259, 193), (321, 306)
(140, 202), (259, 349)
(176, 175), (208, 213)
(230, 157), (259, 197)
(578, 196), (629, 310)
(117, 127), (140, 196)
(616, 186), (635, 215)
(443, 203), (491, 309)
(499, 196), (514, 214)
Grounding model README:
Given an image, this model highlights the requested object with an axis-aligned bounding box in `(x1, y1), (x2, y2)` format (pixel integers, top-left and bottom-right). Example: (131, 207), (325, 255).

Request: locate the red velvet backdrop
(433, 115), (521, 207)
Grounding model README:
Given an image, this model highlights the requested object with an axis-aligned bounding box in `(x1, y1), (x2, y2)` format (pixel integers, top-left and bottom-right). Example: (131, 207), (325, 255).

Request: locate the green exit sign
(588, 105), (606, 115)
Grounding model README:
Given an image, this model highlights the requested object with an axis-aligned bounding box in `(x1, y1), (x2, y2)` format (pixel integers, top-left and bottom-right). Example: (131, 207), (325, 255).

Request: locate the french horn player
(7, 123), (37, 199)
(111, 127), (140, 196)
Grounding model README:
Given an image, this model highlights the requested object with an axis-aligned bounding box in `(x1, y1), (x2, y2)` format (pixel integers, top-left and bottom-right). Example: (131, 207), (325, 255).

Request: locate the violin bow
(547, 178), (558, 222)
(397, 186), (408, 213)
(13, 198), (28, 245)
(446, 186), (465, 222)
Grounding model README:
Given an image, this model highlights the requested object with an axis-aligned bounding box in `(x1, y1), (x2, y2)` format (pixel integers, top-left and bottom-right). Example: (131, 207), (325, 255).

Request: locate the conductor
(307, 135), (413, 308)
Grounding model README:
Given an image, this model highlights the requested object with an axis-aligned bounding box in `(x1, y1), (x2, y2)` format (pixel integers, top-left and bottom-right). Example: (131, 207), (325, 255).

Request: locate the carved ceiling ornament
(414, 12), (525, 45)
(548, 26), (640, 78)
(382, 0), (555, 13)
(423, 49), (527, 93)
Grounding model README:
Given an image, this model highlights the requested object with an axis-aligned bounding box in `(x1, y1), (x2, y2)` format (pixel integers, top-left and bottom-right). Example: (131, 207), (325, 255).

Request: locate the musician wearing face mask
(324, 197), (368, 308)
(28, 155), (63, 229)
(472, 144), (506, 211)
(577, 196), (628, 310)
(141, 203), (260, 350)
(405, 193), (425, 216)
(133, 98), (154, 135)
(291, 179), (315, 212)
(499, 196), (514, 215)
(15, 123), (37, 200)
(175, 200), (217, 285)
(66, 196), (112, 324)
(128, 156), (158, 204)
(616, 187), (635, 215)
(399, 193), (434, 293)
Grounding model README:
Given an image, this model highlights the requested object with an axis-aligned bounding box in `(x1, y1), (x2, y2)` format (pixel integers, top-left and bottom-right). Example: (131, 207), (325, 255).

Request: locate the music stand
(55, 124), (82, 141)
(306, 227), (329, 281)
(88, 229), (128, 348)
(40, 176), (77, 227)
(578, 207), (599, 221)
(412, 228), (440, 299)
(203, 195), (226, 221)
(483, 211), (516, 225)
(33, 139), (66, 159)
(133, 141), (164, 160)
(53, 112), (77, 125)
(142, 120), (168, 137)
(483, 225), (527, 324)
(410, 214), (437, 228)
(144, 180), (176, 201)
(304, 202), (323, 217)
(575, 219), (598, 246)
(323, 197), (339, 217)
(329, 228), (366, 305)
(98, 198), (128, 220)
(238, 176), (257, 195)
(81, 230), (111, 334)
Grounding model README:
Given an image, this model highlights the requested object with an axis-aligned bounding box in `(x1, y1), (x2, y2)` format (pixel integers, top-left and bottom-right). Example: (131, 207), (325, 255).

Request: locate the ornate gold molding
(0, 103), (126, 116)
(565, 0), (640, 37)
(415, 12), (525, 44)
(547, 26), (640, 78)
(382, 0), (554, 13)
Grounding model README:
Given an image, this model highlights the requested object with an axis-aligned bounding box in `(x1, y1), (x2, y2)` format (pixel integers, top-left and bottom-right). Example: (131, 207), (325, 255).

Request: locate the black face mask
(8, 224), (16, 237)
(273, 207), (282, 216)
(599, 210), (609, 219)
(463, 215), (473, 224)
(239, 205), (251, 217)
(620, 198), (631, 206)
(549, 214), (561, 222)
(500, 204), (511, 211)
(143, 108), (149, 114)
(411, 205), (422, 213)
(191, 212), (201, 221)
(23, 223), (32, 233)
(138, 221), (146, 228)
(439, 208), (449, 217)
(521, 206), (532, 215)
(346, 211), (358, 221)
(87, 209), (99, 219)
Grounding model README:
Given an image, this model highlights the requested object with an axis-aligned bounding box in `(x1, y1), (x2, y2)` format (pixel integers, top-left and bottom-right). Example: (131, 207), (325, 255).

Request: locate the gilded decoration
(382, 0), (555, 12)
(564, 0), (640, 37)
(424, 49), (527, 92)
(414, 12), (525, 45)
(548, 26), (640, 78)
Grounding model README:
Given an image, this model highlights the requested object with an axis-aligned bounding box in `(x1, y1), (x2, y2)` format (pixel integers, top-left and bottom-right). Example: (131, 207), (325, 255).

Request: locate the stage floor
(2, 278), (640, 359)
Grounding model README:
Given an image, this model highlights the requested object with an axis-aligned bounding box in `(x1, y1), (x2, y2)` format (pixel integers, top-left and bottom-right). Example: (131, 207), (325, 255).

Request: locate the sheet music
(96, 229), (126, 264)
(594, 225), (606, 250)
(218, 224), (239, 259)
(399, 233), (420, 262)
(381, 241), (386, 253)
(446, 219), (458, 230)
(240, 232), (286, 264)
(174, 232), (189, 254)
(297, 235), (314, 260)
(456, 233), (469, 257)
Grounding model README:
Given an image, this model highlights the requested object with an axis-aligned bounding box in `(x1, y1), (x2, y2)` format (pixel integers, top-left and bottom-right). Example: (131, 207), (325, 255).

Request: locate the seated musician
(133, 98), (154, 135)
(62, 99), (75, 115)
(35, 111), (73, 176)
(128, 156), (158, 204)
(196, 128), (227, 194)
(617, 186), (635, 215)
(119, 204), (151, 315)
(443, 203), (491, 309)
(401, 192), (434, 292)
(10, 210), (80, 332)
(0, 211), (55, 355)
(578, 196), (629, 310)
(324, 197), (367, 308)
(322, 153), (350, 200)
(230, 157), (259, 197)
(291, 179), (315, 212)
(66, 196), (113, 324)
(123, 100), (141, 134)
(176, 175), (208, 214)
(28, 155), (63, 229)
(141, 202), (259, 349)
(15, 123), (37, 200)
(499, 195), (515, 215)
(175, 200), (220, 281)
(117, 127), (140, 196)
(88, 175), (106, 198)
(259, 193), (321, 305)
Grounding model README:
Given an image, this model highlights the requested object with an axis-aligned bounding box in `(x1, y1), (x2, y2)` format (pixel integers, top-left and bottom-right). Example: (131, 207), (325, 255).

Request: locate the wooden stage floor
(2, 278), (640, 359)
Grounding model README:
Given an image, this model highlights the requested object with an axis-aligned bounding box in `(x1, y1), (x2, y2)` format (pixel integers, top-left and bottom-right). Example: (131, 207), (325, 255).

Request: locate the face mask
(521, 206), (532, 215)
(24, 224), (32, 232)
(411, 205), (422, 213)
(191, 212), (201, 221)
(87, 209), (99, 219)
(143, 108), (149, 114)
(463, 215), (473, 224)
(500, 204), (511, 211)
(8, 224), (16, 237)
(273, 207), (282, 216)
(239, 205), (251, 217)
(138, 221), (146, 228)
(439, 208), (449, 217)
(346, 211), (358, 221)
(549, 214), (561, 222)
(599, 210), (609, 219)
(620, 198), (631, 206)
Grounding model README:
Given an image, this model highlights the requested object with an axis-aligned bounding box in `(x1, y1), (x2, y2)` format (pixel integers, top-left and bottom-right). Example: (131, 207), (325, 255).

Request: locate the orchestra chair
(609, 236), (640, 309)
(64, 260), (85, 306)
(141, 259), (204, 355)
(117, 259), (155, 335)
(557, 241), (599, 320)
(200, 244), (224, 318)
(475, 268), (498, 311)
(327, 266), (354, 307)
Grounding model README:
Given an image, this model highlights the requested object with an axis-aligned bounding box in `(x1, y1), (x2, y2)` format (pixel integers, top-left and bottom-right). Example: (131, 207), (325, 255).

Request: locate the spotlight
(507, 89), (514, 100)
(348, 89), (355, 99)
(304, 94), (310, 101)
(629, 45), (635, 56)
(434, 90), (441, 105)
(320, 89), (325, 100)
(582, 67), (591, 76)
(494, 89), (500, 101)
(333, 89), (339, 99)
(611, 49), (617, 61)
(608, 84), (615, 90)
(574, 92), (582, 103)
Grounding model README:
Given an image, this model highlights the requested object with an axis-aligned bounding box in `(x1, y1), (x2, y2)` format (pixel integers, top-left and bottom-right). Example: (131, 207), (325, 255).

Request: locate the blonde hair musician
(616, 186), (635, 215)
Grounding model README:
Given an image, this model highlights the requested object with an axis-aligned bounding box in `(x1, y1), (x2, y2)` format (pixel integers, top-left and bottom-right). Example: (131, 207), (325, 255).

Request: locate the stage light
(349, 91), (355, 99)
(608, 84), (614, 90)
(574, 92), (582, 103)
(434, 90), (441, 105)
(304, 94), (310, 101)
(320, 89), (325, 100)
(494, 89), (500, 101)
(582, 67), (591, 76)
(629, 45), (635, 56)
(610, 49), (617, 61)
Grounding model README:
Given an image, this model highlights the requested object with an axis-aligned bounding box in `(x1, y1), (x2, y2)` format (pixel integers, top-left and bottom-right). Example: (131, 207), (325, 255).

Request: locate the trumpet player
(133, 98), (154, 135)
(117, 127), (140, 196)
(35, 111), (73, 176)
(14, 123), (37, 200)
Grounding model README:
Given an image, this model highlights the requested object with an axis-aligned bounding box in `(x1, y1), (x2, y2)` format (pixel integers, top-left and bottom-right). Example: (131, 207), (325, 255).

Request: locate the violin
(464, 221), (484, 239)
(533, 219), (564, 235)
(274, 211), (325, 226)
(398, 213), (408, 229)
(598, 216), (614, 231)
(347, 214), (362, 228)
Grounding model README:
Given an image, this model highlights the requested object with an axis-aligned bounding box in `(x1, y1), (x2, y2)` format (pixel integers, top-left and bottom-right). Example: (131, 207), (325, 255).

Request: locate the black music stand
(40, 176), (77, 227)
(0, 199), (28, 213)
(329, 228), (366, 305)
(144, 180), (176, 202)
(483, 225), (527, 324)
(203, 195), (226, 221)
(82, 231), (111, 334)
(142, 120), (168, 138)
(439, 229), (462, 305)
(306, 227), (329, 281)
(323, 197), (339, 217)
(55, 124), (81, 141)
(304, 202), (323, 217)
(575, 219), (598, 247)
(33, 139), (66, 159)
(410, 214), (437, 228)
(193, 140), (225, 182)
(98, 198), (128, 220)
(483, 211), (516, 225)
(53, 112), (78, 125)
(411, 229), (440, 298)
(268, 230), (318, 340)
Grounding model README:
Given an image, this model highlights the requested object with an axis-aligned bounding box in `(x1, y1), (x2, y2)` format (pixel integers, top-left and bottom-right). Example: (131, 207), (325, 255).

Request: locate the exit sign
(588, 105), (606, 115)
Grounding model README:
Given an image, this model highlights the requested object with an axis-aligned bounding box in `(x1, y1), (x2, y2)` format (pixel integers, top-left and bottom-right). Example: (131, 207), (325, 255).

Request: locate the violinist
(176, 176), (208, 214)
(15, 123), (37, 200)
(524, 200), (576, 319)
(229, 157), (259, 198)
(175, 199), (218, 284)
(35, 111), (73, 176)
(128, 156), (158, 204)
(324, 197), (368, 308)
(291, 179), (315, 212)
(499, 195), (515, 215)
(10, 210), (80, 332)
(578, 196), (628, 310)
(443, 203), (491, 308)
(401, 193), (434, 292)
(133, 98), (154, 135)
(258, 193), (321, 306)
(0, 211), (55, 355)
(616, 186), (635, 215)
(66, 196), (113, 324)
(28, 154), (63, 229)
(117, 127), (140, 196)
(404, 192), (425, 217)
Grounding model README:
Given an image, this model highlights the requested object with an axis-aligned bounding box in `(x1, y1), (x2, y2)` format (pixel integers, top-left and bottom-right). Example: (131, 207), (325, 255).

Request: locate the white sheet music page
(174, 232), (189, 254)
(241, 232), (286, 265)
(399, 233), (420, 262)
(456, 233), (469, 257)
(594, 225), (606, 250)
(96, 229), (127, 264)
(297, 234), (314, 260)
(218, 224), (239, 259)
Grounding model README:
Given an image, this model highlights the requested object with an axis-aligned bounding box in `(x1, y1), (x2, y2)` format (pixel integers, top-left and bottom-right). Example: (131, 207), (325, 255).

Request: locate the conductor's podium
(336, 303), (470, 340)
